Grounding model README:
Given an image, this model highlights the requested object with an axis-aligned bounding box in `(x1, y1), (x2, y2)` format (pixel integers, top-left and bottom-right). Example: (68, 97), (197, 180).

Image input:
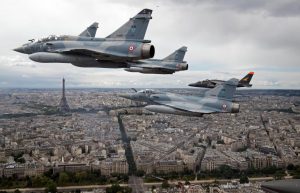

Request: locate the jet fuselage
(15, 36), (155, 66)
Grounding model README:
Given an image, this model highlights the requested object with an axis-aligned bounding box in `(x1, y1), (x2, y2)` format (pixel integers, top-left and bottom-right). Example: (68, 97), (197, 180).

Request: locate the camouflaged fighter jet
(189, 72), (254, 88)
(14, 9), (156, 69)
(119, 78), (240, 117)
(124, 46), (188, 74)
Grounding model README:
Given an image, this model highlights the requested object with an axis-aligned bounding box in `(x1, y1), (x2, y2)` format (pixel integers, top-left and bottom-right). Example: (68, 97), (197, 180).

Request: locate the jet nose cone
(13, 46), (25, 54)
(118, 93), (132, 100)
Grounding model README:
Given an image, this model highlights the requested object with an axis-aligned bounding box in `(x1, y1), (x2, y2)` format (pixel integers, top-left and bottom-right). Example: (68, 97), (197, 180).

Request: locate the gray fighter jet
(14, 9), (156, 69)
(119, 78), (240, 117)
(125, 46), (188, 74)
(189, 72), (254, 88)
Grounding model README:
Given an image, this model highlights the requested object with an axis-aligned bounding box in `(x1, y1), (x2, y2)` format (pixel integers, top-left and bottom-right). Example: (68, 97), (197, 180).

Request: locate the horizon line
(0, 87), (300, 91)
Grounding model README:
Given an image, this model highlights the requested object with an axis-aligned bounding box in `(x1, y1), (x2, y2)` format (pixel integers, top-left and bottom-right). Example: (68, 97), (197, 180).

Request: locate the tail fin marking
(106, 9), (152, 40)
(239, 72), (254, 85)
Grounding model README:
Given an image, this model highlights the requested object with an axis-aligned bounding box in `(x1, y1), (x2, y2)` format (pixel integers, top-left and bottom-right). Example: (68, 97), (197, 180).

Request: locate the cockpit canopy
(138, 89), (156, 94)
(25, 34), (96, 45)
(38, 35), (61, 43)
(23, 35), (61, 45)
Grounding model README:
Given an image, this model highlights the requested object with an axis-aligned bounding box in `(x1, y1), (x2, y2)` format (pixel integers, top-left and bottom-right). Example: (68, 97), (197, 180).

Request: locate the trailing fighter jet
(119, 78), (240, 117)
(188, 72), (254, 88)
(125, 46), (188, 74)
(14, 9), (156, 69)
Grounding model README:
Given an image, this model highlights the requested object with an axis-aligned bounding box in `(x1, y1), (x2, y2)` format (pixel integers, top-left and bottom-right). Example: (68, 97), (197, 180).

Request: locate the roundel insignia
(129, 45), (135, 52)
(222, 104), (227, 110)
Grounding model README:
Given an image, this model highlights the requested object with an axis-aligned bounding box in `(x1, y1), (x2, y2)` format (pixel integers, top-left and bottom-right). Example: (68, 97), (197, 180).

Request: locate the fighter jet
(125, 46), (188, 74)
(119, 78), (240, 117)
(14, 9), (155, 69)
(261, 179), (300, 193)
(188, 72), (254, 88)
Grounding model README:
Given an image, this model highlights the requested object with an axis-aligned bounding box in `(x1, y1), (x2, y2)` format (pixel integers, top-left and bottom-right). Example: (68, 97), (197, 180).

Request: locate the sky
(0, 0), (300, 88)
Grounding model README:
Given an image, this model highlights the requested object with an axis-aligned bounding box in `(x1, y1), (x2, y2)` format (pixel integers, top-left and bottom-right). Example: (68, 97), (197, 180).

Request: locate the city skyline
(1, 0), (300, 89)
(0, 88), (299, 192)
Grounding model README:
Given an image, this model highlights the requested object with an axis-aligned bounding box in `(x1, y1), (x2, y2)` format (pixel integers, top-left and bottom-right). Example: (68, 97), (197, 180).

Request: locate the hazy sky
(0, 0), (300, 88)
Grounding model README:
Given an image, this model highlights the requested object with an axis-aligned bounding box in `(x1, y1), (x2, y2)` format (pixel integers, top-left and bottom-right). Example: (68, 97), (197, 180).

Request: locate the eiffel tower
(58, 78), (70, 112)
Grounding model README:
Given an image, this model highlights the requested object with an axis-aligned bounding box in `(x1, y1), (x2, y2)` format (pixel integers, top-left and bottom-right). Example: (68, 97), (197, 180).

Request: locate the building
(201, 149), (228, 171)
(53, 163), (91, 173)
(100, 158), (128, 176)
(154, 160), (185, 174)
(3, 164), (25, 178)
(24, 163), (45, 177)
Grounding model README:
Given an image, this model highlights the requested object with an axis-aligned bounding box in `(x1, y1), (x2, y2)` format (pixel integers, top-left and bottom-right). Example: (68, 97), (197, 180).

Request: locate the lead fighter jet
(119, 78), (240, 117)
(14, 9), (156, 69)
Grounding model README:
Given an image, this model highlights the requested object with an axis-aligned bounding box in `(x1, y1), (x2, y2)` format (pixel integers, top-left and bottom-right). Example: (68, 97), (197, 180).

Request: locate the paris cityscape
(0, 79), (299, 193)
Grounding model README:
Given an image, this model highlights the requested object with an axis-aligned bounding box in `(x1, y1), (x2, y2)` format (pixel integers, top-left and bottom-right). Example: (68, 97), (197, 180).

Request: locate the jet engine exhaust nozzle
(231, 103), (240, 113)
(141, 44), (155, 59)
(178, 63), (188, 70)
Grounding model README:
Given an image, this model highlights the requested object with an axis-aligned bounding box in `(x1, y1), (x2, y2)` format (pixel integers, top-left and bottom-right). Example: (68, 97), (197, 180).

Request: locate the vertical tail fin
(204, 78), (239, 101)
(239, 72), (254, 86)
(106, 9), (152, 40)
(163, 46), (187, 62)
(79, 22), (99, 38)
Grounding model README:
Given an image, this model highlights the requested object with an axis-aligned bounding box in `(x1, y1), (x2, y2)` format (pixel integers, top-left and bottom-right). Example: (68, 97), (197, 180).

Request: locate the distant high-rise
(58, 78), (70, 112)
